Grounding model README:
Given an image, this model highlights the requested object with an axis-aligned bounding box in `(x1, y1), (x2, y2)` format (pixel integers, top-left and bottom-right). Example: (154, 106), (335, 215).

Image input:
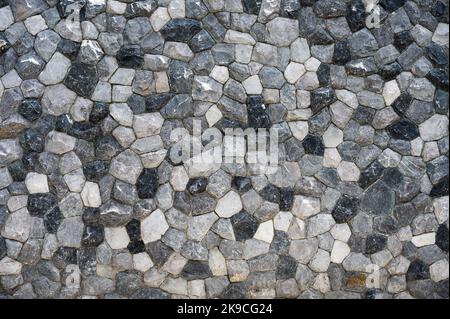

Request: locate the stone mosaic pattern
(0, 0), (449, 299)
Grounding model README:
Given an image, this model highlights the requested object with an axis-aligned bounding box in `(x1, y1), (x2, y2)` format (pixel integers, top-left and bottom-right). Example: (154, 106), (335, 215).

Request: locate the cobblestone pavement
(0, 0), (449, 299)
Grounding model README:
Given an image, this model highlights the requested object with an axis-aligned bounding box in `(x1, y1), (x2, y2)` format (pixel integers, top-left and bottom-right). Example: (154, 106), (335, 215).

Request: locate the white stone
(133, 113), (164, 138)
(168, 0), (185, 18)
(309, 249), (331, 272)
(304, 57), (321, 72)
(216, 191), (242, 218)
(1, 70), (22, 88)
(169, 167), (188, 192)
(337, 161), (360, 182)
(312, 273), (330, 293)
(92, 82), (112, 102)
(266, 17), (299, 46)
(107, 0), (126, 14)
(433, 197), (449, 224)
(411, 233), (435, 247)
(105, 227), (130, 250)
(210, 66), (229, 84)
(205, 104), (223, 127)
(284, 62), (306, 84)
(419, 114), (449, 141)
(378, 148), (401, 167)
(292, 195), (321, 219)
(422, 142), (440, 162)
(224, 30), (255, 45)
(410, 137), (424, 156)
(45, 131), (76, 154)
(133, 252), (154, 272)
(110, 103), (133, 126)
(42, 84), (77, 116)
(430, 259), (449, 282)
(323, 148), (341, 168)
(323, 124), (343, 148)
(336, 89), (358, 108)
(288, 121), (308, 141)
(110, 68), (135, 86)
(150, 7), (170, 32)
(330, 101), (353, 128)
(0, 257), (22, 276)
(254, 220), (274, 243)
(81, 182), (101, 207)
(57, 217), (84, 248)
(71, 96), (93, 122)
(0, 6), (14, 31)
(141, 209), (169, 243)
(1, 208), (31, 242)
(274, 211), (293, 232)
(290, 38), (310, 63)
(39, 52), (71, 85)
(55, 18), (82, 42)
(187, 213), (219, 241)
(81, 21), (99, 39)
(432, 23), (449, 46)
(112, 85), (132, 102)
(235, 44), (253, 63)
(164, 42), (193, 62)
(24, 15), (48, 35)
(242, 75), (263, 94)
(330, 224), (351, 242)
(383, 80), (401, 106)
(155, 71), (170, 93)
(25, 173), (49, 194)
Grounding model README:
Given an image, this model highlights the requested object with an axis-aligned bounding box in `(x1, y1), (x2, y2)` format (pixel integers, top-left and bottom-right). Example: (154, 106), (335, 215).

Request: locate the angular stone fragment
(64, 62), (99, 98)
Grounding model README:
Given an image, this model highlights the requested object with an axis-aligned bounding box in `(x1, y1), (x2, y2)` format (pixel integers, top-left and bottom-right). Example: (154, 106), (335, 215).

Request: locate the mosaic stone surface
(0, 0), (449, 299)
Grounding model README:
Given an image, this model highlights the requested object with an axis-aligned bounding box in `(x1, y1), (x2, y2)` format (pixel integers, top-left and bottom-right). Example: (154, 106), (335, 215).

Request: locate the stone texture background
(0, 0), (449, 299)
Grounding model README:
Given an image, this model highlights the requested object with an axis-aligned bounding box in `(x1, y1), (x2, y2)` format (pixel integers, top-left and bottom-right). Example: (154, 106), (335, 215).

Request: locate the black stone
(43, 207), (63, 234)
(231, 211), (259, 241)
(136, 168), (159, 199)
(18, 99), (42, 122)
(436, 279), (449, 299)
(116, 45), (144, 68)
(430, 179), (449, 197)
(427, 68), (449, 91)
(435, 90), (449, 114)
(145, 93), (174, 112)
(279, 188), (294, 211)
(365, 234), (387, 254)
(308, 27), (334, 45)
(373, 215), (399, 235)
(78, 247), (96, 276)
(431, 1), (448, 21)
(55, 114), (73, 133)
(64, 62), (99, 98)
(317, 63), (331, 86)
(378, 62), (402, 81)
(352, 106), (375, 125)
(332, 195), (359, 223)
(128, 240), (146, 254)
(126, 219), (141, 242)
(69, 121), (101, 141)
(187, 177), (208, 194)
(146, 241), (172, 267)
(392, 92), (412, 116)
(232, 176), (252, 194)
(346, 0), (366, 32)
(259, 184), (280, 204)
(276, 255), (297, 279)
(280, 0), (300, 18)
(89, 102), (109, 124)
(380, 168), (402, 191)
(81, 224), (104, 247)
(35, 114), (56, 136)
(219, 283), (246, 299)
(333, 40), (351, 65)
(302, 134), (325, 156)
(131, 288), (169, 299)
(310, 87), (337, 114)
(8, 160), (27, 182)
(387, 119), (420, 141)
(57, 39), (80, 60)
(181, 260), (212, 280)
(0, 236), (6, 260)
(406, 260), (430, 281)
(82, 207), (100, 225)
(127, 94), (146, 114)
(22, 152), (40, 171)
(379, 0), (406, 12)
(247, 95), (271, 128)
(83, 160), (109, 182)
(270, 230), (290, 255)
(393, 31), (413, 52)
(394, 204), (418, 227)
(57, 0), (87, 18)
(19, 129), (45, 153)
(125, 0), (157, 18)
(168, 60), (193, 94)
(28, 193), (57, 217)
(161, 19), (202, 42)
(436, 224), (449, 252)
(52, 247), (78, 269)
(426, 43), (448, 66)
(95, 135), (122, 161)
(242, 0), (262, 15)
(190, 29), (215, 52)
